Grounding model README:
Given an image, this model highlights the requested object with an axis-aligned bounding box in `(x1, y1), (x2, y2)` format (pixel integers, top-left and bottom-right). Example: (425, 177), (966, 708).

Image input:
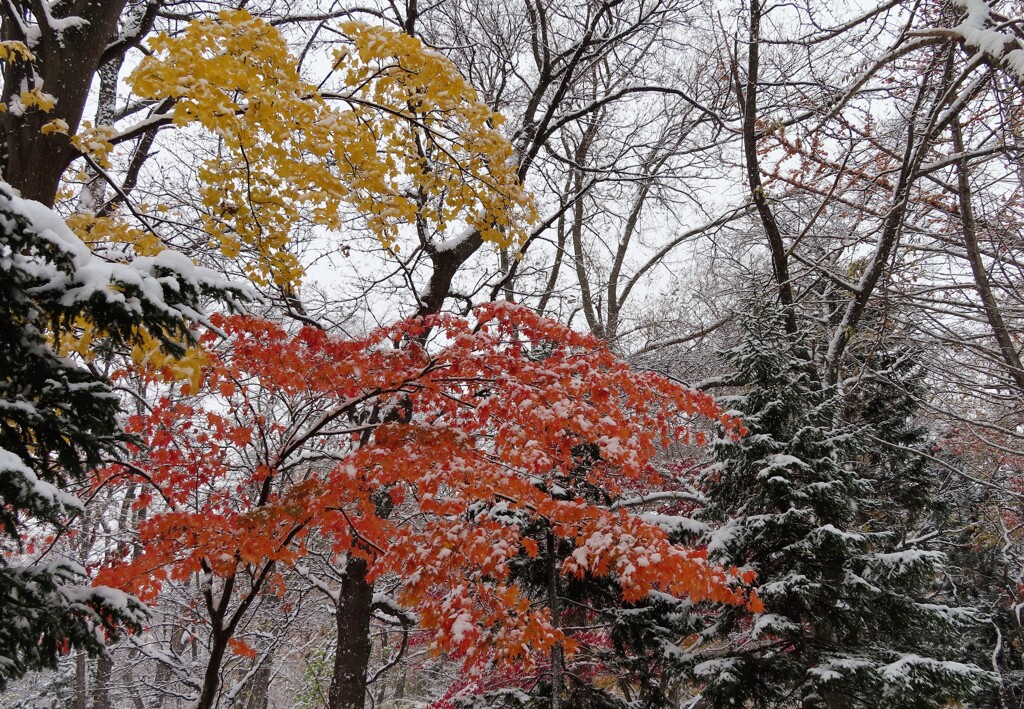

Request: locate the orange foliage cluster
(97, 302), (757, 670)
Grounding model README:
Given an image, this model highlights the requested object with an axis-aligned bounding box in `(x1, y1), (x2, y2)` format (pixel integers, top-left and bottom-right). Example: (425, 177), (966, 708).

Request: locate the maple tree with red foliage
(95, 302), (758, 706)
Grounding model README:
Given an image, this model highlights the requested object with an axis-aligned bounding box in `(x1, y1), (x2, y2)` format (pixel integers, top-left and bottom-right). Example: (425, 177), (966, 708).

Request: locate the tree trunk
(74, 652), (87, 709)
(952, 117), (1024, 393)
(196, 629), (230, 709)
(328, 557), (374, 709)
(239, 661), (272, 709)
(0, 2), (130, 206)
(91, 654), (112, 709)
(79, 54), (123, 213)
(123, 668), (147, 709)
(393, 666), (407, 702)
(741, 0), (797, 336)
(547, 532), (563, 709)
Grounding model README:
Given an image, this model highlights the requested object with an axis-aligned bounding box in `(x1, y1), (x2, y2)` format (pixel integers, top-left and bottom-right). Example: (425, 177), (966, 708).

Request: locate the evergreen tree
(0, 183), (247, 687)
(843, 345), (1015, 707)
(687, 300), (990, 708)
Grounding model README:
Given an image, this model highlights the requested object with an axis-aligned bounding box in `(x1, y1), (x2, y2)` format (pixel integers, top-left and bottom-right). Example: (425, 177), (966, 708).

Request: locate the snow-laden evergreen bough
(0, 182), (248, 687)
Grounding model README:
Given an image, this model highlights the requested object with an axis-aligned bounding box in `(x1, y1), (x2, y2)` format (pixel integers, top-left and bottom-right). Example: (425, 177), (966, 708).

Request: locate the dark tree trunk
(196, 629), (229, 709)
(195, 563), (278, 709)
(952, 117), (1024, 393)
(123, 668), (147, 709)
(74, 652), (87, 709)
(327, 558), (374, 709)
(239, 660), (272, 709)
(91, 654), (112, 709)
(393, 667), (407, 701)
(0, 1), (130, 206)
(740, 0), (797, 336)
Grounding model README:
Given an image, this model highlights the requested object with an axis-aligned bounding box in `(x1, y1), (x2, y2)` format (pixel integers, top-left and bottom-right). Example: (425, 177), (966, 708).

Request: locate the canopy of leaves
(124, 10), (533, 288)
(97, 302), (757, 673)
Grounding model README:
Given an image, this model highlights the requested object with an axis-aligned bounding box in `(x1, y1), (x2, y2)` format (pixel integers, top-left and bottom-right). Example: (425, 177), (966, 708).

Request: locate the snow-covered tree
(453, 444), (714, 709)
(0, 182), (246, 687)
(688, 300), (990, 708)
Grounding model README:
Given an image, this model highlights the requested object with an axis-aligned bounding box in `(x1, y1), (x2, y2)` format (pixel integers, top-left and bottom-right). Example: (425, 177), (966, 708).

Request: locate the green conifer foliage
(691, 300), (990, 709)
(0, 183), (247, 687)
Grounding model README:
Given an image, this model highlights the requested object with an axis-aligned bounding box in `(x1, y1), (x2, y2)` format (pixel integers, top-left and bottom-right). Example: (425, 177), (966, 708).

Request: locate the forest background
(0, 0), (1023, 707)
